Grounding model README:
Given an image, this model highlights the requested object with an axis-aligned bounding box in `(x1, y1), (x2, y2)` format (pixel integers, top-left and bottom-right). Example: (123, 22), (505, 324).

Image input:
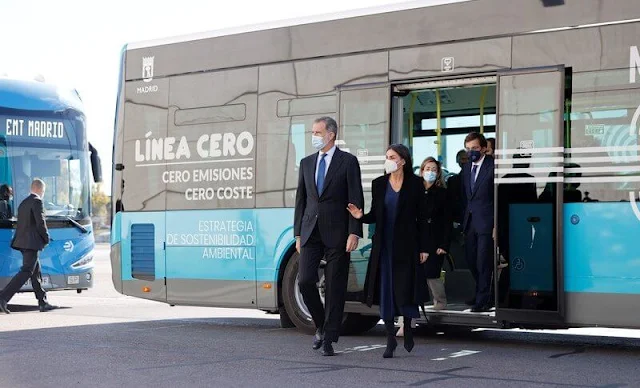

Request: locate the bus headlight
(71, 251), (94, 269)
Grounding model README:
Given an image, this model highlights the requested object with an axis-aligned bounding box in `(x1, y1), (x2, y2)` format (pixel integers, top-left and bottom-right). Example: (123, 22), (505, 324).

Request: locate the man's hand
(419, 252), (429, 264)
(436, 248), (447, 255)
(295, 236), (301, 254)
(346, 234), (359, 252)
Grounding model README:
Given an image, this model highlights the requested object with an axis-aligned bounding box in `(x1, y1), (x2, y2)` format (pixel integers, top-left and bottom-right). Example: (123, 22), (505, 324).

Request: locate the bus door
(494, 66), (565, 325)
(338, 85), (389, 305)
(392, 78), (498, 311)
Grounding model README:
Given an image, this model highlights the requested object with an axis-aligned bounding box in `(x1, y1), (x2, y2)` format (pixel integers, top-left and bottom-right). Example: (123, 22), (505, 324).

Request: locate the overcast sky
(0, 0), (456, 194)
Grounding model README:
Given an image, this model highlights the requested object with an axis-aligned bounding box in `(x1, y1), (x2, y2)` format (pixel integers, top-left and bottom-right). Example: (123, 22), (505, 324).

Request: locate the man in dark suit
(446, 149), (469, 226)
(0, 179), (57, 313)
(294, 116), (364, 356)
(461, 132), (495, 312)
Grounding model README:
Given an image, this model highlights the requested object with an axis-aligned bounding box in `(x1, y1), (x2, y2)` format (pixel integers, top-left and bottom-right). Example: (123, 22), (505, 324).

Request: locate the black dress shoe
(312, 329), (324, 350)
(322, 341), (335, 356)
(0, 299), (10, 314)
(39, 302), (58, 312)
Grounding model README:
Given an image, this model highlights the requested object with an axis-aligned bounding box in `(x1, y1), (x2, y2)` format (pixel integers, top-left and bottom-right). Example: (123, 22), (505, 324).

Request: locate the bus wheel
(282, 251), (321, 335)
(282, 252), (381, 336)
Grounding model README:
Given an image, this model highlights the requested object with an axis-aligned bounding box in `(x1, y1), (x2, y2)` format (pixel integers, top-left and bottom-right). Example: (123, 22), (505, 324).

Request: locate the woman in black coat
(419, 157), (453, 310)
(347, 144), (428, 359)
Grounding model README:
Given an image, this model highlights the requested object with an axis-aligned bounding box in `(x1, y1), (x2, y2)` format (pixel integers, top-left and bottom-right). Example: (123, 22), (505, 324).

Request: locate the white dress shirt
(472, 154), (486, 181)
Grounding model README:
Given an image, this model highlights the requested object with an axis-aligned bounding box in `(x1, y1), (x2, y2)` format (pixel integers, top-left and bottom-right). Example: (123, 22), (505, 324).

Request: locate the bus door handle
(525, 217), (541, 249)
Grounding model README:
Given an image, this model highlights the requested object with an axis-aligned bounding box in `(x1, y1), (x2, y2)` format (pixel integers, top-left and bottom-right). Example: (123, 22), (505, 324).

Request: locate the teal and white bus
(111, 0), (640, 334)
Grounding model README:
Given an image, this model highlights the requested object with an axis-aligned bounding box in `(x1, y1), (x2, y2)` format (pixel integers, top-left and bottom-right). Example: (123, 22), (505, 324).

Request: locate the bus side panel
(256, 208), (295, 310)
(165, 209), (257, 308)
(564, 202), (640, 328)
(119, 211), (167, 303)
(111, 212), (123, 293)
(161, 206), (363, 310)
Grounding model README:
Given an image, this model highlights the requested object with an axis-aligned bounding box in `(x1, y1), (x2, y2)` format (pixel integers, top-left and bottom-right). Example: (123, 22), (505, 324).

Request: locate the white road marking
(336, 344), (387, 354)
(431, 349), (481, 361)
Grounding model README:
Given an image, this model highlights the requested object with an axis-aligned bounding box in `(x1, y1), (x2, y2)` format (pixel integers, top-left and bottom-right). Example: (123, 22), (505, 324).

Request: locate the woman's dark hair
(387, 143), (413, 176)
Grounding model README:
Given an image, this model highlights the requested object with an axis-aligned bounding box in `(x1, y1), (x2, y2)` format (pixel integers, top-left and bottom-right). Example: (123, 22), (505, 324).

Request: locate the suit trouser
(298, 226), (350, 343)
(0, 249), (46, 303)
(427, 278), (447, 306)
(464, 220), (493, 308)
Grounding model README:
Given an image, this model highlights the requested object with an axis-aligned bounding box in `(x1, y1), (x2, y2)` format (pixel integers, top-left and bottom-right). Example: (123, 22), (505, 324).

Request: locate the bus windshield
(0, 113), (89, 221)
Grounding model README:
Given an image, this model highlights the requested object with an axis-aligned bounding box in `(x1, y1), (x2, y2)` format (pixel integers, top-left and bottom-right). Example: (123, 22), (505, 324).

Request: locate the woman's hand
(346, 203), (364, 219)
(419, 252), (429, 264)
(436, 248), (447, 255)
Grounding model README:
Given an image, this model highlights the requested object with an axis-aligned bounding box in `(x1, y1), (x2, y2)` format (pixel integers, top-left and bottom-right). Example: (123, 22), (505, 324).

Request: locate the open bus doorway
(392, 79), (499, 319)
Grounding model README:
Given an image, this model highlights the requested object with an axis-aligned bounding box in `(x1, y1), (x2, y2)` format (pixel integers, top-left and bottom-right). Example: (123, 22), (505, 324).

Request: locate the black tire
(281, 252), (318, 335)
(281, 252), (382, 336)
(278, 305), (295, 329)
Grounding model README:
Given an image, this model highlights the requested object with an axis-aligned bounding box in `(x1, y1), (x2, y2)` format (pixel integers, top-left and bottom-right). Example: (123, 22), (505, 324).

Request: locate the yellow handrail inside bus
(479, 85), (489, 134)
(435, 89), (442, 160)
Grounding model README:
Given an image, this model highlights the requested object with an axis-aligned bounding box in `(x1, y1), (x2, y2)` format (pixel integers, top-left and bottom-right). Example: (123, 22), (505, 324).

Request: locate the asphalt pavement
(0, 244), (639, 387)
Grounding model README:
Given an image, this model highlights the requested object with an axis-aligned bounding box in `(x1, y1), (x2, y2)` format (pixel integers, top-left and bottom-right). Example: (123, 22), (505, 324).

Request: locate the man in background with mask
(446, 149), (469, 227)
(294, 116), (364, 356)
(460, 132), (494, 312)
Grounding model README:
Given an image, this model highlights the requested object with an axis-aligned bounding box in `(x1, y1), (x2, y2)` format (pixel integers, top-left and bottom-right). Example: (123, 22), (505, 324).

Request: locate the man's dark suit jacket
(461, 156), (495, 235)
(294, 147), (364, 248)
(11, 194), (50, 251)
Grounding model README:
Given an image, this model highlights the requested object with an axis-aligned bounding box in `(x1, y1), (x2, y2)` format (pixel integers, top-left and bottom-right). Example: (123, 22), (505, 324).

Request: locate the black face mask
(467, 150), (482, 163)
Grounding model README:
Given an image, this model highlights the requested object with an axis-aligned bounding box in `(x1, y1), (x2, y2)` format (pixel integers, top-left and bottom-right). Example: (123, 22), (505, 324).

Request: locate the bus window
(569, 68), (640, 202)
(256, 99), (336, 208)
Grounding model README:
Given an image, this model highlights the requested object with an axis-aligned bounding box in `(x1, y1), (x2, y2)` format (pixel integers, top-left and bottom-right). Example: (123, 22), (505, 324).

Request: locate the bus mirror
(89, 143), (103, 183)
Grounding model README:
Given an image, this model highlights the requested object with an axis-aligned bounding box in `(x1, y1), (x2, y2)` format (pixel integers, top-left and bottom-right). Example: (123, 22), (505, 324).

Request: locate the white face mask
(424, 171), (437, 183)
(384, 159), (399, 174)
(311, 135), (326, 151)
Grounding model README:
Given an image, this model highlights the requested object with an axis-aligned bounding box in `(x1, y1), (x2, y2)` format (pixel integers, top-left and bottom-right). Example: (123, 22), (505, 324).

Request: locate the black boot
(403, 317), (414, 353)
(383, 320), (397, 358)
